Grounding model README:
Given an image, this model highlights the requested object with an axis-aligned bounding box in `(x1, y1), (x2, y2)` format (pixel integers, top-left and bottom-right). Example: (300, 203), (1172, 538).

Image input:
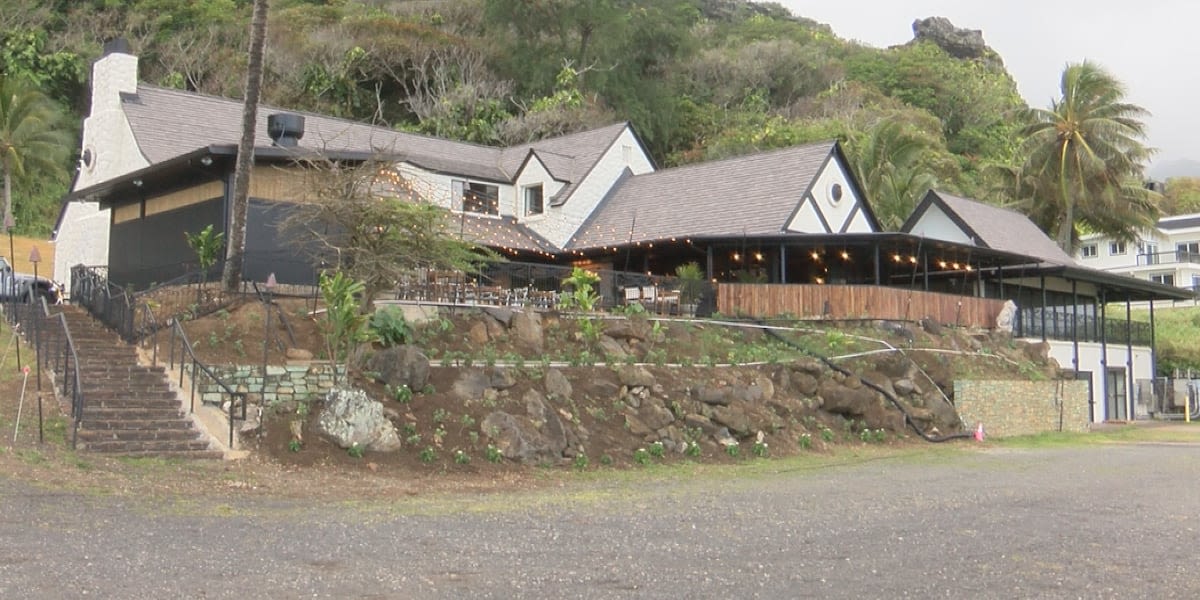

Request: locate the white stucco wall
(513, 154), (565, 222)
(55, 51), (147, 291)
(786, 157), (875, 234)
(1039, 339), (1154, 422)
(530, 127), (655, 248)
(905, 205), (973, 245)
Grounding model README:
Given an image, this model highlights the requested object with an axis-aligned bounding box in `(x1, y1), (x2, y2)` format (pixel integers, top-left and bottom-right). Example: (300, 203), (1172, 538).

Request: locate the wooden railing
(717, 283), (1005, 329)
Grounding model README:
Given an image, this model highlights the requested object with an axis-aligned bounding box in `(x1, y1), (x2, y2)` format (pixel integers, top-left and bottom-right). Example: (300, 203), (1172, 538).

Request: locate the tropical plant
(674, 262), (705, 306)
(369, 307), (413, 347)
(846, 117), (939, 230)
(0, 74), (70, 230)
(184, 224), (225, 302)
(318, 270), (371, 382)
(1017, 61), (1157, 251)
(561, 267), (601, 311)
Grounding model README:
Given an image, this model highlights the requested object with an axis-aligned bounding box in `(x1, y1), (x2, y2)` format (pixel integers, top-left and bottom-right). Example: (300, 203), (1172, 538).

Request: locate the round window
(829, 183), (844, 204)
(82, 147), (96, 173)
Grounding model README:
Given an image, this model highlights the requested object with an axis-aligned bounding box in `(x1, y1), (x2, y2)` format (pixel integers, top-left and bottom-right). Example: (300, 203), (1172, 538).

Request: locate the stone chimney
(75, 37), (148, 190)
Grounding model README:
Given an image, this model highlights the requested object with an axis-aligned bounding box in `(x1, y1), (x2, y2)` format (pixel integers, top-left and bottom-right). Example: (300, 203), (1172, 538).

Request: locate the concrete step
(83, 418), (194, 431)
(77, 428), (200, 442)
(95, 449), (225, 460)
(79, 439), (214, 454)
(89, 396), (181, 409)
(84, 407), (184, 421)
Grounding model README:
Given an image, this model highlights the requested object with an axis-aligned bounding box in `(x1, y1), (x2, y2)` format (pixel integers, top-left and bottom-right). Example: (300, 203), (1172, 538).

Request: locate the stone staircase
(59, 305), (222, 459)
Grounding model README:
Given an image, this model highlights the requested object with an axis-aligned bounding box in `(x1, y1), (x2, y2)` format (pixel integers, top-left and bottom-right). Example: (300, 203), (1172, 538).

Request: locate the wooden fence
(717, 283), (1005, 329)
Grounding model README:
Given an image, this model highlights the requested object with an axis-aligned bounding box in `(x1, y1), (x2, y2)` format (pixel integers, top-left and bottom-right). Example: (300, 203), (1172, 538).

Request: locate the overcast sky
(772, 1), (1199, 174)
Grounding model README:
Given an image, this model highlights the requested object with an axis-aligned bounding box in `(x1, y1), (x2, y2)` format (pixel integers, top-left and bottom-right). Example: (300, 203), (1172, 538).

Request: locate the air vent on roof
(103, 38), (131, 56)
(267, 113), (305, 147)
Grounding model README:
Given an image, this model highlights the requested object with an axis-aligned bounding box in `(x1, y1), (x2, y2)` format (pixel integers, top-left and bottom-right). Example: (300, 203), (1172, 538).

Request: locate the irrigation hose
(753, 319), (974, 443)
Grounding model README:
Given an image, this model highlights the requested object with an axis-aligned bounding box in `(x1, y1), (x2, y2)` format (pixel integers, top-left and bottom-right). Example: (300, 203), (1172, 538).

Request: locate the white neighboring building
(1076, 213), (1200, 294)
(905, 190), (1192, 422)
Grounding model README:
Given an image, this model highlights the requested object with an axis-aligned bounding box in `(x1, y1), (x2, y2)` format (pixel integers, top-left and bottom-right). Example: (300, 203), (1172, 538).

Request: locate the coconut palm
(0, 75), (70, 231)
(222, 0), (270, 292)
(1019, 61), (1156, 252)
(848, 117), (938, 230)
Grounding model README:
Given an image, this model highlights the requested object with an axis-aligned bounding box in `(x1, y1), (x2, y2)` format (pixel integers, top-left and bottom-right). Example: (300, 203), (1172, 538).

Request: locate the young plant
(685, 441), (701, 458)
(347, 443), (365, 458)
(485, 444), (504, 463)
(389, 384), (413, 404)
(318, 271), (371, 384)
(288, 439), (302, 452)
(752, 441), (769, 458)
(369, 307), (413, 347)
(453, 449), (470, 465)
(798, 433), (813, 450)
(821, 427), (835, 443)
(633, 448), (651, 465)
(419, 446), (437, 463)
(647, 441), (665, 459)
(573, 453), (589, 471)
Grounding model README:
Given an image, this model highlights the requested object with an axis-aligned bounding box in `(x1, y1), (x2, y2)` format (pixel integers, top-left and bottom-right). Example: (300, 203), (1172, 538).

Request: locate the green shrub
(370, 307), (413, 347)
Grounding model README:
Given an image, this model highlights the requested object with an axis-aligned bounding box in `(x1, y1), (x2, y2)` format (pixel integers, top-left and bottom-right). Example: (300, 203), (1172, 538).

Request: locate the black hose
(754, 319), (975, 443)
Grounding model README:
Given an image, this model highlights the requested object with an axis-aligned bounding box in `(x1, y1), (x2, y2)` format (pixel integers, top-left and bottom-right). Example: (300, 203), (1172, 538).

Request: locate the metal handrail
(4, 296), (85, 448)
(165, 317), (246, 447)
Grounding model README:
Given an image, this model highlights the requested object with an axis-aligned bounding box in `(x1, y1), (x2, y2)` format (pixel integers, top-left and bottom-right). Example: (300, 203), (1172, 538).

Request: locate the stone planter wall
(192, 363), (346, 406)
(954, 379), (1089, 438)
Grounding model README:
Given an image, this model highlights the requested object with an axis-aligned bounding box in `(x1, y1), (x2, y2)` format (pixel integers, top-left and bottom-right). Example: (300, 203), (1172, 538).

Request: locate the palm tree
(222, 0), (270, 292)
(0, 75), (70, 232)
(1019, 61), (1156, 252)
(848, 117), (938, 230)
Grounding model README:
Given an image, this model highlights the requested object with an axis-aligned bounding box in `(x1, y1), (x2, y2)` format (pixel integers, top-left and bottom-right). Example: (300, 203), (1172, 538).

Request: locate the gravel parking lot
(2, 443), (1197, 599)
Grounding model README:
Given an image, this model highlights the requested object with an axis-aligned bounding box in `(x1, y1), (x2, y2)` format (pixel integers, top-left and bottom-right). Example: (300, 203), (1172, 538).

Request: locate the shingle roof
(905, 190), (1076, 265)
(444, 213), (559, 255)
(122, 85), (508, 180)
(566, 141), (837, 249)
(121, 85), (629, 193)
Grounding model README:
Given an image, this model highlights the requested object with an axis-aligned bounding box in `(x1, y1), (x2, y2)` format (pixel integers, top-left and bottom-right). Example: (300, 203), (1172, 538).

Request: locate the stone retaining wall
(954, 379), (1089, 438)
(193, 363), (346, 406)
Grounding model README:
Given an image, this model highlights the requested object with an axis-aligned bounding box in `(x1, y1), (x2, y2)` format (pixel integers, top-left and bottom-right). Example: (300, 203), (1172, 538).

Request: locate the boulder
(995, 300), (1018, 332)
(789, 371), (819, 396)
(481, 399), (569, 465)
(639, 402), (675, 430)
(616, 365), (656, 388)
(317, 388), (402, 451)
(467, 321), (489, 346)
(624, 412), (655, 437)
(544, 368), (573, 400)
(604, 320), (648, 341)
(919, 317), (943, 336)
(488, 367), (517, 390)
(285, 347), (313, 361)
(363, 345), (430, 392)
(452, 369), (492, 401)
(484, 316), (507, 341)
(684, 413), (718, 434)
(598, 335), (628, 359)
(817, 379), (879, 417)
(711, 403), (752, 435)
(696, 385), (731, 406)
(511, 310), (544, 353)
(482, 307), (514, 327)
(789, 358), (824, 376)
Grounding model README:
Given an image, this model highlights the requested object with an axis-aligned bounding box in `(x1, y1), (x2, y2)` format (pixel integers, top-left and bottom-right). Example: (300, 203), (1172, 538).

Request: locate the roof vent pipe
(267, 113), (305, 147)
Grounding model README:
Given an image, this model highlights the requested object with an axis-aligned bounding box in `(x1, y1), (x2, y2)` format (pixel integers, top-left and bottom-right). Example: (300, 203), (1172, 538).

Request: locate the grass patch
(996, 423), (1200, 448)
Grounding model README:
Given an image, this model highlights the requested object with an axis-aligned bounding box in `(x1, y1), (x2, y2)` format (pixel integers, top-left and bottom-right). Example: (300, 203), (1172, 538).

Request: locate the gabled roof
(447, 213), (559, 255)
(901, 190), (1076, 265)
(566, 141), (848, 249)
(120, 85), (633, 193)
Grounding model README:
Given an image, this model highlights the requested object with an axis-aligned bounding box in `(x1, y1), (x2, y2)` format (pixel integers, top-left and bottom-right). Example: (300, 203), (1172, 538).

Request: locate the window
(1139, 241), (1159, 265)
(524, 184), (544, 216)
(1177, 242), (1200, 263)
(1080, 244), (1098, 258)
(1192, 275), (1200, 292)
(452, 180), (499, 215)
(1109, 241), (1126, 255)
(1151, 273), (1175, 286)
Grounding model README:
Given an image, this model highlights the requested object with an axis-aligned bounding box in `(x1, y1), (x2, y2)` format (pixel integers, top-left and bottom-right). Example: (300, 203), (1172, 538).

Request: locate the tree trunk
(1055, 200), (1075, 252)
(2, 169), (11, 233)
(222, 0), (270, 292)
